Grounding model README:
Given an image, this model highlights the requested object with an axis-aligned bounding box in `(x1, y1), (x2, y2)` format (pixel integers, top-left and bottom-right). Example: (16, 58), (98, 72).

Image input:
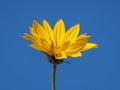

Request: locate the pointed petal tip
(91, 43), (98, 48)
(95, 44), (98, 48)
(42, 19), (49, 26)
(20, 35), (28, 39)
(42, 20), (46, 25)
(29, 27), (33, 30)
(42, 19), (47, 23)
(72, 24), (80, 30)
(58, 19), (64, 23)
(28, 44), (32, 46)
(80, 34), (92, 38)
(33, 20), (39, 25)
(20, 33), (27, 37)
(23, 33), (28, 35)
(20, 36), (25, 38)
(20, 33), (27, 38)
(71, 52), (82, 57)
(86, 35), (92, 39)
(33, 20), (36, 23)
(76, 24), (80, 28)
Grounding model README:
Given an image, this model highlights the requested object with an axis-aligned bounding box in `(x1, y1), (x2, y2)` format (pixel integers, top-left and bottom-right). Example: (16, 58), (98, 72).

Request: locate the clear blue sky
(0, 0), (120, 90)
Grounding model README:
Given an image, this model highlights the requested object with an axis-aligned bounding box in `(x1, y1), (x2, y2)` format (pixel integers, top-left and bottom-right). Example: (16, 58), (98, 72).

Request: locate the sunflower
(21, 19), (97, 64)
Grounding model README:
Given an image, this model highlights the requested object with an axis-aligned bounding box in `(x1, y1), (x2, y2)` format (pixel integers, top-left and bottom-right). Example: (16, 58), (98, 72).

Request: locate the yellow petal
(65, 43), (85, 56)
(42, 20), (55, 47)
(70, 52), (82, 57)
(53, 19), (65, 47)
(64, 24), (80, 42)
(29, 27), (38, 38)
(29, 43), (43, 51)
(81, 43), (98, 52)
(40, 38), (51, 54)
(21, 33), (41, 46)
(69, 42), (85, 50)
(42, 20), (54, 40)
(65, 49), (77, 56)
(29, 43), (50, 55)
(55, 51), (67, 59)
(22, 33), (51, 55)
(21, 33), (34, 42)
(68, 34), (91, 51)
(50, 40), (55, 56)
(33, 20), (48, 38)
(33, 20), (51, 44)
(32, 20), (38, 35)
(75, 34), (91, 43)
(61, 41), (70, 51)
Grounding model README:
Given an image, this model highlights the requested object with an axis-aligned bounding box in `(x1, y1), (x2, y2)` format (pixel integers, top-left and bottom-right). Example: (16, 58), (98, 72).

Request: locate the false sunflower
(21, 19), (98, 90)
(21, 19), (97, 64)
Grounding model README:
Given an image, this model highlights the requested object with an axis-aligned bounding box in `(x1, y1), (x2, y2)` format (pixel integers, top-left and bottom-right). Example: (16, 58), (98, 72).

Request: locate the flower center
(47, 55), (63, 64)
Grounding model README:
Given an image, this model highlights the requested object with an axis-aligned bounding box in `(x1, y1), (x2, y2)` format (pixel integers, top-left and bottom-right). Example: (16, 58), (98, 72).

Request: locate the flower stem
(52, 63), (57, 90)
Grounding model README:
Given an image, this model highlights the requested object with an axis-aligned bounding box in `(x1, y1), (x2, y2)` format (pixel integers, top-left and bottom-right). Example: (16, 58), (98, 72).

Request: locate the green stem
(52, 63), (56, 90)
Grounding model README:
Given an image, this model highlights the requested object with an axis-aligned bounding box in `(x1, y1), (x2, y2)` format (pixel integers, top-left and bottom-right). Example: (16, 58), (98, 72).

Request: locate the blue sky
(0, 0), (120, 90)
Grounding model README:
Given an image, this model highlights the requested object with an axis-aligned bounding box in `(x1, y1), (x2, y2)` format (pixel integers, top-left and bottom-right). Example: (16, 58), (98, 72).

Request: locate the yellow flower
(21, 19), (98, 63)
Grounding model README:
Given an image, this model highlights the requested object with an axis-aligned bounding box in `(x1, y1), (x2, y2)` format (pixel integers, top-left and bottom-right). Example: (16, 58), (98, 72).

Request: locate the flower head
(21, 19), (98, 64)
